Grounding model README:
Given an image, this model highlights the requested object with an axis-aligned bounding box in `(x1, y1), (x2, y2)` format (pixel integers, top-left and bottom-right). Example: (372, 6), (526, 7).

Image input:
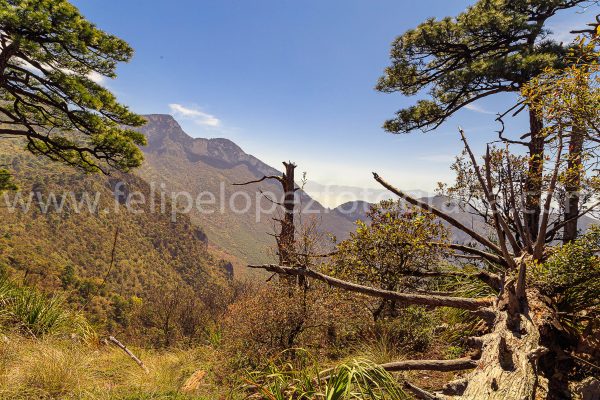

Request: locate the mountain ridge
(136, 114), (356, 264)
(332, 198), (599, 244)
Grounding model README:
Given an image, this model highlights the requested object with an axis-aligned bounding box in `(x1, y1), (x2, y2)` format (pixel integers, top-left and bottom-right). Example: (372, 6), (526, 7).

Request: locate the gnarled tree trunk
(453, 286), (562, 399)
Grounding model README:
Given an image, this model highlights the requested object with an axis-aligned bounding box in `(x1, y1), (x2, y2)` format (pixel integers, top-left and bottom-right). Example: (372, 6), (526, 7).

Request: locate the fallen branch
(320, 358), (476, 385)
(247, 264), (494, 311)
(380, 268), (501, 292)
(381, 357), (477, 372)
(397, 267), (502, 291)
(404, 380), (447, 399)
(429, 242), (507, 267)
(108, 336), (149, 373)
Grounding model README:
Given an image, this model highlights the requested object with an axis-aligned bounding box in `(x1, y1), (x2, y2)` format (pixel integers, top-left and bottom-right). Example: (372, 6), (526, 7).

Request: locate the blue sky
(72, 0), (597, 191)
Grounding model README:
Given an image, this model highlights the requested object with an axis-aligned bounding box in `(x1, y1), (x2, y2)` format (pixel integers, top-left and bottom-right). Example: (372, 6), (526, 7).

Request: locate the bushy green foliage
(0, 0), (146, 174)
(327, 200), (448, 320)
(531, 226), (600, 331)
(377, 0), (581, 132)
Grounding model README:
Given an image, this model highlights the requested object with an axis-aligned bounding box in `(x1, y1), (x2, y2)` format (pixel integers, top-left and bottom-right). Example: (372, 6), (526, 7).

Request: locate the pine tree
(0, 0), (146, 180)
(376, 0), (592, 240)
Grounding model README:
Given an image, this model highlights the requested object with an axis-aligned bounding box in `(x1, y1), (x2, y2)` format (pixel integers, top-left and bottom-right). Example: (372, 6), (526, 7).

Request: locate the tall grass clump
(14, 345), (92, 399)
(0, 277), (94, 340)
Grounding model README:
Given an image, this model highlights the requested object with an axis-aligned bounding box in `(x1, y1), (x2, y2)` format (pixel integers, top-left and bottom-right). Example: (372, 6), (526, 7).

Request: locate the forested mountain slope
(0, 139), (227, 332)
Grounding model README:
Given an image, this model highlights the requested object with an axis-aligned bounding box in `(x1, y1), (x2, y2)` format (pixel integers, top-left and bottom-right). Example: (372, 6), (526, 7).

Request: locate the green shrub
(531, 226), (600, 333)
(372, 306), (434, 354)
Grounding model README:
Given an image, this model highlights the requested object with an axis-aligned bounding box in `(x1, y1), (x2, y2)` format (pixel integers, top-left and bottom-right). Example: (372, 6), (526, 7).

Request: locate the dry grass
(0, 335), (224, 399)
(0, 331), (466, 399)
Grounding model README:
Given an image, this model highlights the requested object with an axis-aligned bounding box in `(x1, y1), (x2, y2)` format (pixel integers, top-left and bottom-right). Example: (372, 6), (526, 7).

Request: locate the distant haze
(303, 181), (431, 209)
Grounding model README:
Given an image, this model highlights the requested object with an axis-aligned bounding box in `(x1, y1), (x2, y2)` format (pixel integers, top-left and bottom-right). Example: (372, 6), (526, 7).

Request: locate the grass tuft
(241, 350), (409, 399)
(0, 278), (94, 340)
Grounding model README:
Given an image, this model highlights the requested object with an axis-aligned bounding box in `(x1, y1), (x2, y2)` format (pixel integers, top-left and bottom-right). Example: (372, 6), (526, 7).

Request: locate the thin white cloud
(15, 59), (107, 85)
(169, 103), (221, 127)
(464, 103), (495, 115)
(87, 71), (107, 84)
(546, 12), (594, 44)
(417, 154), (456, 163)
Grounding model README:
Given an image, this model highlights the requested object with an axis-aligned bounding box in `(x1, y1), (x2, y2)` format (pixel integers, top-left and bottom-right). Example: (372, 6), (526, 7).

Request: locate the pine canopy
(0, 0), (146, 173)
(376, 0), (591, 133)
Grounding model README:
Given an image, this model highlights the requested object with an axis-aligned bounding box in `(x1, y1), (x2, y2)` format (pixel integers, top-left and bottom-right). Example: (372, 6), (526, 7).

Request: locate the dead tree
(249, 128), (600, 399)
(234, 161), (303, 286)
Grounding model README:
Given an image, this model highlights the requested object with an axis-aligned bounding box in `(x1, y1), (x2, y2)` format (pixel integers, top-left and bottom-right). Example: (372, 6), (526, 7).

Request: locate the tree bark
(279, 161), (301, 286)
(524, 110), (544, 242)
(381, 357), (477, 372)
(563, 126), (585, 243)
(279, 162), (296, 265)
(451, 287), (565, 399)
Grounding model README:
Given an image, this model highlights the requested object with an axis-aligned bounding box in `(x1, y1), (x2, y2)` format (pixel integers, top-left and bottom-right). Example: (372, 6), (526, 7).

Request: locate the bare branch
(373, 172), (504, 255)
(293, 251), (338, 259)
(444, 243), (507, 267)
(403, 381), (447, 399)
(459, 128), (519, 263)
(545, 199), (600, 242)
(233, 175), (283, 186)
(495, 107), (529, 146)
(505, 147), (534, 252)
(393, 267), (502, 290)
(534, 135), (563, 259)
(107, 336), (149, 373)
(258, 189), (283, 206)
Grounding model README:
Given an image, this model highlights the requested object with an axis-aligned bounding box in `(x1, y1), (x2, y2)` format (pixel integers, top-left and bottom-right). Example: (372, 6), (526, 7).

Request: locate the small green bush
(531, 226), (600, 333)
(372, 306), (434, 354)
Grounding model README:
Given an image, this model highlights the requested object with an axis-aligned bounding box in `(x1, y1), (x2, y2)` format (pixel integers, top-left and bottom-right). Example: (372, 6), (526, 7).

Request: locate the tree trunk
(279, 161), (296, 265)
(452, 287), (568, 400)
(563, 126), (585, 243)
(279, 162), (300, 286)
(525, 110), (545, 242)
